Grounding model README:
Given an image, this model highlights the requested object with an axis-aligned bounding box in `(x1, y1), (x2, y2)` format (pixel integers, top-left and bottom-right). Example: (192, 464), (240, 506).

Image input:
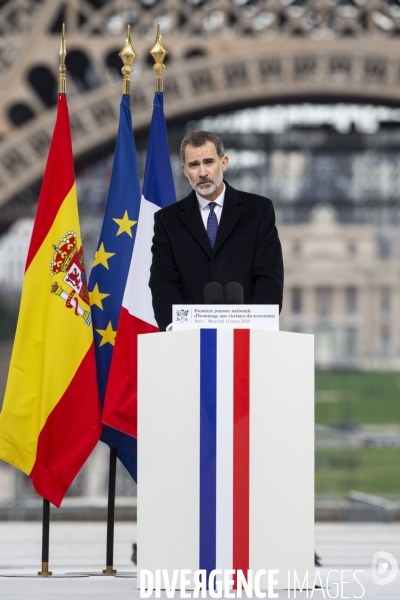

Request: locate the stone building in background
(280, 205), (400, 370)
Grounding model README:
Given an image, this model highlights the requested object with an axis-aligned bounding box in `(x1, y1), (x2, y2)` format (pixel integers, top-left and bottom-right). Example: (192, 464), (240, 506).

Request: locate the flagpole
(103, 448), (117, 574)
(59, 22), (66, 95)
(37, 24), (66, 579)
(150, 21), (167, 93)
(0, 23), (95, 579)
(37, 499), (52, 576)
(119, 24), (136, 95)
(101, 23), (166, 578)
(101, 26), (137, 577)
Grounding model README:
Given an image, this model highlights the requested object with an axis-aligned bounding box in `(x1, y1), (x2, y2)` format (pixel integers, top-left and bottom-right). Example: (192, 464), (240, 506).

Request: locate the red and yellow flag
(0, 94), (101, 507)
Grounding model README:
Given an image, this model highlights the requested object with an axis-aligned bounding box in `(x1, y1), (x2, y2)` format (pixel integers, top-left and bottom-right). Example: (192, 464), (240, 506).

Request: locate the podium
(137, 329), (314, 591)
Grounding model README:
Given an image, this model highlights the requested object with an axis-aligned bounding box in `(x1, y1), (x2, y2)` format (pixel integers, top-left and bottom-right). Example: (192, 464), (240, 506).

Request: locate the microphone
(204, 282), (224, 304)
(224, 282), (244, 304)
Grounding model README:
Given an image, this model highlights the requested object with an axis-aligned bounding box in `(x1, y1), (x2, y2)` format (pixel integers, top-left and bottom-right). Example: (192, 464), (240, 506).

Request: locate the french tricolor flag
(102, 92), (176, 440)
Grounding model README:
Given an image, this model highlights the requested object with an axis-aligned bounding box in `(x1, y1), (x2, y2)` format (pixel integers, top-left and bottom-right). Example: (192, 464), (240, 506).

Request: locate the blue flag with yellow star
(88, 94), (140, 479)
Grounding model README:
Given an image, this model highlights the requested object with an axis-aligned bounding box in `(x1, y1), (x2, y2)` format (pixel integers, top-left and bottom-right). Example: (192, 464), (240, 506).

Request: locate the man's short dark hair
(180, 131), (225, 163)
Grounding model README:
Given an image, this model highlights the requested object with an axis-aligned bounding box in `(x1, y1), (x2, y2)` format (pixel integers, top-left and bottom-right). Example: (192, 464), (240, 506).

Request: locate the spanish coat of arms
(49, 231), (91, 326)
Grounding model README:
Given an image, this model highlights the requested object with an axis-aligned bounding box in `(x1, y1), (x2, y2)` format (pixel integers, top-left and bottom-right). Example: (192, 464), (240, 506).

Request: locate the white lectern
(138, 329), (314, 591)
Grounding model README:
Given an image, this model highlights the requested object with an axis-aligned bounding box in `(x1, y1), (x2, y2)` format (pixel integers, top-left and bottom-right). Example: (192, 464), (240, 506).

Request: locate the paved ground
(0, 522), (399, 599)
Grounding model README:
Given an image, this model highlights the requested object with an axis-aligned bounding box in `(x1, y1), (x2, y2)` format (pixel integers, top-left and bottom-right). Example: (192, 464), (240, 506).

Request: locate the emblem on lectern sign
(49, 230), (91, 326)
(175, 309), (189, 323)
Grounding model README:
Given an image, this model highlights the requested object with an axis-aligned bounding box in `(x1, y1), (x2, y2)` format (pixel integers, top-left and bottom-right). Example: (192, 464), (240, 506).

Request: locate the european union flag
(101, 92), (176, 446)
(88, 94), (140, 480)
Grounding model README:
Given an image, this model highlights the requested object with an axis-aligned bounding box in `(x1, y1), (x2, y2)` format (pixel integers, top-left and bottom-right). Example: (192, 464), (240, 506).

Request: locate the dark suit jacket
(149, 181), (284, 331)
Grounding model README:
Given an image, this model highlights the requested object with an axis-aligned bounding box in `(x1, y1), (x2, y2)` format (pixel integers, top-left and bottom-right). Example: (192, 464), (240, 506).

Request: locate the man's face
(182, 141), (228, 200)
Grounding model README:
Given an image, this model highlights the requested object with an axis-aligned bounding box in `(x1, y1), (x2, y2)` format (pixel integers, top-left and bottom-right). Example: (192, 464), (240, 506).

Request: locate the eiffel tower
(1, 0), (400, 220)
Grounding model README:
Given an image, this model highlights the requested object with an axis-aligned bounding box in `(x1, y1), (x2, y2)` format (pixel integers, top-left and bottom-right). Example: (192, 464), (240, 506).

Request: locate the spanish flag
(0, 94), (101, 507)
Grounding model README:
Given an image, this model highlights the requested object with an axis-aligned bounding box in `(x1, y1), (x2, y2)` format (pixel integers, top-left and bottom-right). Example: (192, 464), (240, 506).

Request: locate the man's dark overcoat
(149, 181), (284, 331)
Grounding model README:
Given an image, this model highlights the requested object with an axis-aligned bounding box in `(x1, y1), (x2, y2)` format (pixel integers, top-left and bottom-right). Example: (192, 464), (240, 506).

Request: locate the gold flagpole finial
(118, 25), (137, 95)
(150, 22), (167, 93)
(59, 23), (66, 94)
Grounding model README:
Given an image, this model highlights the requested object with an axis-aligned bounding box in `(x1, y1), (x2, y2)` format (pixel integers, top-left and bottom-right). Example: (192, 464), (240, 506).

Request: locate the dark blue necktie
(207, 202), (218, 249)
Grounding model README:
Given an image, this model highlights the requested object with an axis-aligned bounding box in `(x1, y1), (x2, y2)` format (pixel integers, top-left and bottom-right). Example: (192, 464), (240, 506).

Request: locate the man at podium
(149, 131), (284, 331)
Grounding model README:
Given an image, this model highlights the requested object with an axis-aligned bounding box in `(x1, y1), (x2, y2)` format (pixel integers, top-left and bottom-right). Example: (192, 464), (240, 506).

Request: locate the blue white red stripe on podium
(199, 329), (250, 587)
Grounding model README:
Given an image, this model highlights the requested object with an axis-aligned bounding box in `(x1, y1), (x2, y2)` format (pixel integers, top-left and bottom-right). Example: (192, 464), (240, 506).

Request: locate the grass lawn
(315, 447), (400, 497)
(315, 371), (400, 426)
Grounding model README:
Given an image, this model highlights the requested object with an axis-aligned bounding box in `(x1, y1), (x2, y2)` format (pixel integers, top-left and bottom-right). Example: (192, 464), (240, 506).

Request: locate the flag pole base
(102, 566), (117, 574)
(38, 562), (52, 577)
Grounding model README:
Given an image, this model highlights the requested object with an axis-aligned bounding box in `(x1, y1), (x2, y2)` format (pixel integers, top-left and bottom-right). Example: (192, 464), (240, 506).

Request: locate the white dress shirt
(196, 184), (226, 229)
